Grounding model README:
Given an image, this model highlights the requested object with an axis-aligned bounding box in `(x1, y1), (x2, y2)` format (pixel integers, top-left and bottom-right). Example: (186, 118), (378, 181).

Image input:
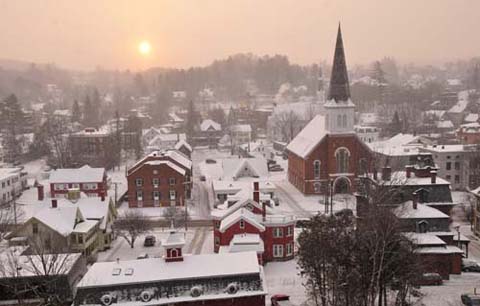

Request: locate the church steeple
(328, 24), (351, 102)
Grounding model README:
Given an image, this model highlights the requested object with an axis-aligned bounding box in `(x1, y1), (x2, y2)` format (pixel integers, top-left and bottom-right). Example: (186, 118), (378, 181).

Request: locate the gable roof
(393, 201), (449, 219)
(286, 115), (327, 158)
(174, 139), (192, 152)
(200, 119), (221, 131)
(33, 206), (82, 236)
(49, 165), (105, 184)
(219, 208), (265, 233)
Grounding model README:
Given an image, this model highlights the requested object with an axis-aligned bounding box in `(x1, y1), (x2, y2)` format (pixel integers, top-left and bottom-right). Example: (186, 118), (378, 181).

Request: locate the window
(286, 243), (293, 256)
(72, 183), (80, 189)
(335, 148), (350, 173)
(152, 178), (159, 187)
(273, 227), (283, 238)
(169, 178), (176, 185)
(447, 156), (451, 159)
(455, 162), (460, 170)
(337, 115), (341, 127)
(135, 178), (143, 187)
(78, 234), (84, 244)
(417, 221), (429, 233)
(446, 162), (451, 170)
(314, 183), (321, 193)
(446, 175), (451, 181)
(273, 244), (284, 258)
(239, 220), (245, 229)
(215, 237), (220, 246)
(169, 190), (176, 200)
(455, 175), (460, 184)
(153, 191), (160, 200)
(32, 222), (38, 234)
(342, 114), (347, 127)
(136, 190), (143, 201)
(286, 226), (293, 237)
(171, 249), (178, 258)
(313, 160), (320, 179)
(215, 221), (220, 229)
(54, 184), (64, 191)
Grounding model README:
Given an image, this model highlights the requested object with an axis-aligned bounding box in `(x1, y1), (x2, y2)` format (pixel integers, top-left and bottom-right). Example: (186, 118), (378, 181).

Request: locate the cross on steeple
(328, 23), (351, 102)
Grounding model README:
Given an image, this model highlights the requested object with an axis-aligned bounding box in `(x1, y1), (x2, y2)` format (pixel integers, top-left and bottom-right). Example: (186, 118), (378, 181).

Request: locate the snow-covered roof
(169, 112), (184, 122)
(219, 208), (265, 233)
(144, 160), (186, 176)
(162, 230), (186, 248)
(0, 167), (22, 180)
(200, 119), (221, 132)
(148, 133), (186, 146)
(422, 144), (468, 153)
(223, 233), (265, 254)
(393, 201), (449, 219)
(131, 150), (192, 174)
(416, 245), (463, 254)
(404, 232), (446, 246)
(174, 139), (192, 152)
(379, 171), (449, 186)
(33, 205), (82, 236)
(230, 124), (252, 133)
(448, 99), (469, 114)
(424, 110), (446, 119)
(286, 115), (327, 158)
(464, 113), (479, 123)
(211, 197), (271, 220)
(77, 251), (261, 288)
(49, 165), (105, 183)
(53, 109), (71, 117)
(220, 158), (268, 180)
(436, 120), (454, 129)
(369, 133), (433, 156)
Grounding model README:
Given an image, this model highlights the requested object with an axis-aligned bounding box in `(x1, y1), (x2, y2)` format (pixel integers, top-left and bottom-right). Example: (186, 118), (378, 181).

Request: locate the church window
(314, 160), (321, 179)
(342, 114), (347, 127)
(337, 115), (342, 127)
(336, 148), (350, 173)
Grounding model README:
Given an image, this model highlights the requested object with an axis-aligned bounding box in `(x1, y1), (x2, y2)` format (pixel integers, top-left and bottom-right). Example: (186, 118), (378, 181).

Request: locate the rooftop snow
(174, 139), (192, 152)
(286, 115), (327, 158)
(230, 124), (252, 133)
(404, 232), (447, 246)
(144, 160), (186, 176)
(447, 99), (468, 114)
(200, 119), (222, 131)
(393, 201), (449, 219)
(77, 251), (260, 288)
(219, 208), (265, 233)
(49, 165), (105, 183)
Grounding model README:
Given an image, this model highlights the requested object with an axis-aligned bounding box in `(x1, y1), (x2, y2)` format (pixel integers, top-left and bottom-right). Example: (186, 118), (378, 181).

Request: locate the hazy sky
(1, 0), (479, 71)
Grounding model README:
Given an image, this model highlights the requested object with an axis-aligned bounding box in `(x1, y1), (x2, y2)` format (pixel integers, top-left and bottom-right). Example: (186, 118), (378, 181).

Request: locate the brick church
(287, 25), (374, 195)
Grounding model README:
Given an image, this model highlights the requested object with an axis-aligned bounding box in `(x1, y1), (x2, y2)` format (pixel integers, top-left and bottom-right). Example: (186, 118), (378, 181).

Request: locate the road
(274, 181), (312, 218)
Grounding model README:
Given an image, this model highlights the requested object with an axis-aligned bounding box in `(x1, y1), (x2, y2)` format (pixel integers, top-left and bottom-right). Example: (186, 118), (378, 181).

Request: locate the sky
(0, 0), (479, 71)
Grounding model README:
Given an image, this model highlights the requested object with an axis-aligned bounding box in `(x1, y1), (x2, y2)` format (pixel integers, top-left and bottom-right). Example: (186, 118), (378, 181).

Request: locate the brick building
(49, 165), (107, 198)
(287, 25), (374, 195)
(212, 182), (295, 264)
(69, 127), (115, 169)
(127, 150), (192, 207)
(74, 231), (266, 306)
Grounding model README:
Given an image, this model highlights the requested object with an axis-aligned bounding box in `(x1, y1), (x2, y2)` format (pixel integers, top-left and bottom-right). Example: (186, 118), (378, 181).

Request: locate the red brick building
(287, 25), (374, 195)
(49, 165), (107, 198)
(212, 182), (295, 264)
(74, 231), (266, 306)
(127, 150), (192, 207)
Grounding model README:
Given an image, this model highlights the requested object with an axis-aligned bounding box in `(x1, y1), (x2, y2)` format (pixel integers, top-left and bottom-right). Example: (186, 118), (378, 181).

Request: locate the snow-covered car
(143, 235), (156, 247)
(271, 294), (294, 306)
(137, 253), (149, 259)
(462, 259), (480, 272)
(461, 293), (480, 305)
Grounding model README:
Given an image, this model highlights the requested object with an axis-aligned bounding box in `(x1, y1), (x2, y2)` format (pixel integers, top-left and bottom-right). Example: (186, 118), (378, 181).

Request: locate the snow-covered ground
(419, 273), (480, 306)
(264, 259), (308, 305)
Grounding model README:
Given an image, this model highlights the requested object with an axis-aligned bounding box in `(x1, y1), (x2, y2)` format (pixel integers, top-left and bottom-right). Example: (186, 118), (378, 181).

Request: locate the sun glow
(138, 40), (151, 56)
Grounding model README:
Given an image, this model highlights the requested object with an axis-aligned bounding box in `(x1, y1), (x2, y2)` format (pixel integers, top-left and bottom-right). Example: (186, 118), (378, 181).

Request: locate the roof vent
(125, 268), (134, 275)
(112, 268), (121, 276)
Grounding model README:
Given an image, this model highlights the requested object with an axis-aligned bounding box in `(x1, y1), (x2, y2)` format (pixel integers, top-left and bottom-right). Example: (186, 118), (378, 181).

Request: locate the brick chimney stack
(406, 165), (414, 178)
(37, 184), (44, 201)
(262, 202), (266, 222)
(382, 167), (391, 181)
(412, 191), (419, 210)
(430, 170), (437, 184)
(253, 182), (260, 203)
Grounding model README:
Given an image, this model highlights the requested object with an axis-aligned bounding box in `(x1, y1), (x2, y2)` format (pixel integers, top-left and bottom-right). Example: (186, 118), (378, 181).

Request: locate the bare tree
(41, 116), (73, 168)
(114, 210), (152, 248)
(0, 204), (24, 242)
(162, 206), (190, 229)
(272, 110), (301, 142)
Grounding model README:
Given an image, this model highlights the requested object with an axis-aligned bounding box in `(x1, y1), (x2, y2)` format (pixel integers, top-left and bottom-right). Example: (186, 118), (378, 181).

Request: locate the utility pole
(330, 179), (334, 216)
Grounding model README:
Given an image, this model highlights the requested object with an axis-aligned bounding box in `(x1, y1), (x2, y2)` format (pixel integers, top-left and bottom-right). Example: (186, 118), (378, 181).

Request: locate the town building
(174, 139), (193, 158)
(0, 167), (28, 205)
(212, 182), (295, 264)
(354, 125), (380, 144)
(286, 26), (374, 195)
(230, 124), (252, 148)
(48, 165), (108, 198)
(127, 150), (192, 208)
(7, 194), (117, 256)
(194, 119), (223, 148)
(0, 250), (86, 305)
(146, 133), (187, 153)
(74, 232), (266, 306)
(457, 122), (480, 144)
(69, 127), (116, 169)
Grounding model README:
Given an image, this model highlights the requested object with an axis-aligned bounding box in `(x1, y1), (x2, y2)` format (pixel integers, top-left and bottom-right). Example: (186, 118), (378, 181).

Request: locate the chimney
(51, 199), (58, 208)
(101, 194), (105, 202)
(406, 165), (414, 178)
(37, 184), (44, 201)
(262, 202), (266, 222)
(253, 182), (260, 203)
(412, 192), (419, 210)
(430, 170), (437, 184)
(382, 167), (391, 181)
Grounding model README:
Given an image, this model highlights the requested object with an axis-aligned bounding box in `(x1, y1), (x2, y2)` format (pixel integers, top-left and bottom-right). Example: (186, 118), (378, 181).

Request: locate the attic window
(112, 268), (121, 276)
(125, 268), (134, 276)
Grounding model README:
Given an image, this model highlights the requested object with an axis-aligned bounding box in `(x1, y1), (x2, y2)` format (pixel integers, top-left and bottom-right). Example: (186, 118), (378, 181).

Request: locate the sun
(138, 40), (151, 56)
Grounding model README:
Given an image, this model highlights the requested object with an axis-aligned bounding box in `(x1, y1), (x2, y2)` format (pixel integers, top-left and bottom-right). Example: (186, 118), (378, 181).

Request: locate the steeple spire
(328, 23), (351, 102)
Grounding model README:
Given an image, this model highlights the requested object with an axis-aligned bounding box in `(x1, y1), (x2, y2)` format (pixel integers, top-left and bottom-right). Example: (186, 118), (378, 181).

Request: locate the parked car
(199, 175), (206, 181)
(271, 294), (294, 306)
(462, 259), (480, 272)
(137, 253), (149, 259)
(461, 293), (480, 306)
(205, 159), (217, 164)
(417, 273), (443, 286)
(143, 235), (156, 247)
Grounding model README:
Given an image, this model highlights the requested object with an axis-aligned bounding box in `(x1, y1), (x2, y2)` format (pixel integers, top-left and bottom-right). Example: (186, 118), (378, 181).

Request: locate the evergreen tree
(390, 111), (402, 134)
(1, 94), (24, 162)
(185, 100), (198, 141)
(71, 99), (81, 123)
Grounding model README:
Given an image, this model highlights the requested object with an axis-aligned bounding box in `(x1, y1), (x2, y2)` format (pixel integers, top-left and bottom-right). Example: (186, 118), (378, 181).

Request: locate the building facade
(49, 165), (107, 198)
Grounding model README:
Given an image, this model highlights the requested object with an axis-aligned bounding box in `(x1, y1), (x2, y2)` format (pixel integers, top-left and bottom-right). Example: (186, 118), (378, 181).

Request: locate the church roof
(328, 24), (351, 102)
(286, 115), (327, 158)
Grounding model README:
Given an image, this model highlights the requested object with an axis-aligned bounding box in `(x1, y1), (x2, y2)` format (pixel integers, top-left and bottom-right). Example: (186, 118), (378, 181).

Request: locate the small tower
(324, 24), (355, 133)
(162, 230), (185, 262)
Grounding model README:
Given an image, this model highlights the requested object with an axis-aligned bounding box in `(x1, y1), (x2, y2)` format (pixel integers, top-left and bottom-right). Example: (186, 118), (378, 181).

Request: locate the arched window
(313, 160), (321, 179)
(336, 148), (350, 173)
(342, 114), (347, 127)
(359, 158), (368, 175)
(171, 249), (178, 258)
(337, 115), (342, 127)
(314, 183), (321, 193)
(417, 220), (429, 233)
